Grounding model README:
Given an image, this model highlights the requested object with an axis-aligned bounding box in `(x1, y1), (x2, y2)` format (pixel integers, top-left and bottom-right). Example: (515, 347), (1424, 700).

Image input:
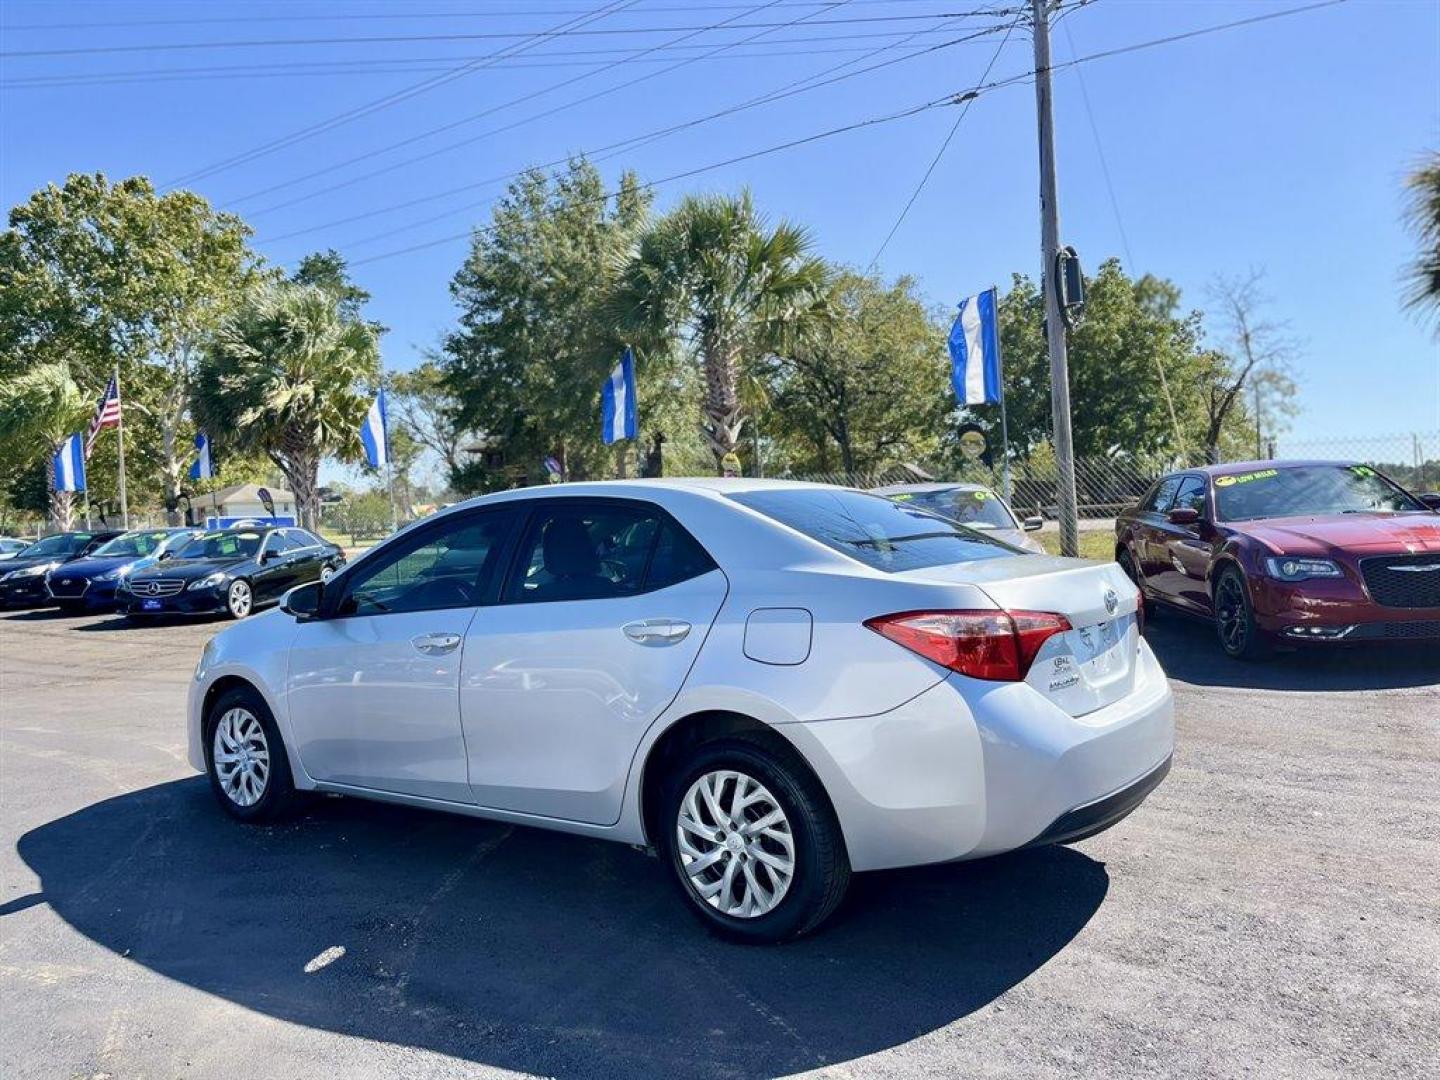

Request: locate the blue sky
(3, 0), (1438, 457)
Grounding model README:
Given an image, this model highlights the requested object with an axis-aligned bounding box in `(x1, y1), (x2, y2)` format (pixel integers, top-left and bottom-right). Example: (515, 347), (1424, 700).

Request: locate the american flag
(85, 374), (122, 458)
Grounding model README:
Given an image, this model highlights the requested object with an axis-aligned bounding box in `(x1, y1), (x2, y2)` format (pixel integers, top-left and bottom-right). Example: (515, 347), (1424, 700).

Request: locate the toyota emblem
(1104, 587), (1118, 615)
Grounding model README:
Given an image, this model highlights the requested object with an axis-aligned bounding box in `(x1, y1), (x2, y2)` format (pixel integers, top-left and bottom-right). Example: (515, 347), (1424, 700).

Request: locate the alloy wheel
(320, 565), (335, 582)
(1215, 573), (1248, 654)
(227, 580), (252, 618)
(677, 769), (796, 919)
(213, 707), (270, 808)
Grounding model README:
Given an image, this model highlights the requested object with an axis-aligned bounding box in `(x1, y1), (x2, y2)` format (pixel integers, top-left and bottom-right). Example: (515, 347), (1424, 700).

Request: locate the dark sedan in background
(1116, 460), (1440, 659)
(123, 525), (344, 620)
(0, 530), (124, 609)
(45, 527), (200, 614)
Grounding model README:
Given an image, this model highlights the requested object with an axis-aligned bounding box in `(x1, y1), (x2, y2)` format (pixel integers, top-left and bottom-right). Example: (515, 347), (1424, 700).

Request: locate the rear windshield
(1214, 464), (1426, 521)
(730, 489), (1018, 572)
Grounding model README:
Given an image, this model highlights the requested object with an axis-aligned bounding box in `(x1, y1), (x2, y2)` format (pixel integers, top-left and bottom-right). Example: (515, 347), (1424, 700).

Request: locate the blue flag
(190, 431), (213, 480)
(361, 389), (389, 468)
(948, 288), (1003, 406)
(601, 347), (638, 445)
(53, 434), (86, 492)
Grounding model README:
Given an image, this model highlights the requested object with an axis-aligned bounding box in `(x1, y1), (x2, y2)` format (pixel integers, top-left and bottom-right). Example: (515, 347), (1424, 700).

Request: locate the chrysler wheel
(213, 707), (270, 808)
(677, 769), (796, 919)
(1214, 566), (1272, 661)
(226, 579), (252, 619)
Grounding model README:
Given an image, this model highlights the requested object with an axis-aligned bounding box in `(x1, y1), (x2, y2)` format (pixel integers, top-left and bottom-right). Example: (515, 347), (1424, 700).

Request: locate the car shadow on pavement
(19, 778), (1108, 1079)
(0, 608), (76, 622)
(1144, 612), (1440, 691)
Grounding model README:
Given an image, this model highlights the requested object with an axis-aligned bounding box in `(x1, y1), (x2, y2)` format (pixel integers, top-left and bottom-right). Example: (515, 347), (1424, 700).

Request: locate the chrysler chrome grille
(1360, 555), (1440, 609)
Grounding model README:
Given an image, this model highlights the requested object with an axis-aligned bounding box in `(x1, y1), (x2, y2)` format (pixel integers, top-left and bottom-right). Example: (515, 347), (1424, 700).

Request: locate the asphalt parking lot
(1, 607), (1436, 1080)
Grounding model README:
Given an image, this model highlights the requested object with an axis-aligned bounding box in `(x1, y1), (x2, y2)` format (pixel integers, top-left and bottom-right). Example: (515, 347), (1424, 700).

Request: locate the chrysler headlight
(2, 561), (57, 581)
(188, 572), (228, 591)
(1265, 557), (1343, 582)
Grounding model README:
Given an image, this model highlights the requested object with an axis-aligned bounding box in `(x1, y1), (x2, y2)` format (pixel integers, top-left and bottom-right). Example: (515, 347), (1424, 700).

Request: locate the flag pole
(991, 286), (1013, 504)
(382, 386), (398, 531)
(114, 365), (130, 529)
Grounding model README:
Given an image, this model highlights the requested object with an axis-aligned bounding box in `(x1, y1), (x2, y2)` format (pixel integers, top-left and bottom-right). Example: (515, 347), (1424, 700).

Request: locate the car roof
(1188, 459), (1359, 478)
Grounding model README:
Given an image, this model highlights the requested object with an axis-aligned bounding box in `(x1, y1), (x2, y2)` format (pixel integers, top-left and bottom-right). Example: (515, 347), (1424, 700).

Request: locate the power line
(267, 10), (995, 247)
(225, 0), (851, 209)
(164, 0), (640, 188)
(865, 13), (1019, 268)
(247, 18), (1009, 223)
(340, 0), (1351, 267)
(1, 9), (1029, 59)
(1, 1), (992, 32)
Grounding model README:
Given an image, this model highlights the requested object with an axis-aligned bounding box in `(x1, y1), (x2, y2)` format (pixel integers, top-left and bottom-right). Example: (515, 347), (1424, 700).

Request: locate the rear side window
(729, 489), (1015, 573)
(507, 503), (715, 602)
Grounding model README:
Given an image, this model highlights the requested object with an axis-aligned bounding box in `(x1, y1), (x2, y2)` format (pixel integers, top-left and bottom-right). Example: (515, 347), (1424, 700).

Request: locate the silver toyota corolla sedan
(189, 479), (1174, 942)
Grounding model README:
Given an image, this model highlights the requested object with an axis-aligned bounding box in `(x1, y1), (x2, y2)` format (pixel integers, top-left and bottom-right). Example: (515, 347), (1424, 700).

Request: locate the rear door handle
(622, 619), (692, 646)
(411, 632), (462, 655)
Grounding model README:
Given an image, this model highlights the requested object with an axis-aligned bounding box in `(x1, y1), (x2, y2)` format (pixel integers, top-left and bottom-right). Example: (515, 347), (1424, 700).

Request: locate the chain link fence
(788, 432), (1440, 525)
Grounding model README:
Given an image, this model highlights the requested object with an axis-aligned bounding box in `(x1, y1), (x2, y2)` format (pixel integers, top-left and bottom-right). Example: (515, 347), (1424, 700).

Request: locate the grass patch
(1037, 529), (1116, 561)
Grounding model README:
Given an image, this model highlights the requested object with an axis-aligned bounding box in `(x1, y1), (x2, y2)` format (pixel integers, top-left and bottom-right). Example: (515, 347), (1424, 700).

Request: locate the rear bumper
(1024, 754), (1172, 848)
(781, 640), (1175, 872)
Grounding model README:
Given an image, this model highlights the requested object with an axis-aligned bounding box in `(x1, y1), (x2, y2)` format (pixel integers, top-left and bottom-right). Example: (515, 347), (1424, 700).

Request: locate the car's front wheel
(225, 578), (253, 619)
(661, 738), (850, 944)
(204, 685), (300, 822)
(1213, 565), (1272, 661)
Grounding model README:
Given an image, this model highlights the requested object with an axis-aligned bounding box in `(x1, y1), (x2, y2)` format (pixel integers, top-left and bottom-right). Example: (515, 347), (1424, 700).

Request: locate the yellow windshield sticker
(1214, 469), (1278, 488)
(1348, 465), (1376, 478)
(890, 493), (914, 501)
(972, 490), (990, 501)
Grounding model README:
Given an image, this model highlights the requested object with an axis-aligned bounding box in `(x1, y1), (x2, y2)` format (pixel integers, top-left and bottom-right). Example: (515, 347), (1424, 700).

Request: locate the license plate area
(141, 599), (162, 611)
(1027, 614), (1138, 717)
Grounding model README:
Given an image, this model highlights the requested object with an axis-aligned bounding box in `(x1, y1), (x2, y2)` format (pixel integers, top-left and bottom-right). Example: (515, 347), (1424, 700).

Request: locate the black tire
(203, 684), (302, 823)
(659, 737), (850, 944)
(1117, 547), (1154, 624)
(1213, 565), (1273, 661)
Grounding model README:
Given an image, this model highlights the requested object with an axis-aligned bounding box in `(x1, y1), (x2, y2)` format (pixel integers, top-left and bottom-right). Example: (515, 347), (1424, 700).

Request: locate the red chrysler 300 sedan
(1115, 460), (1440, 659)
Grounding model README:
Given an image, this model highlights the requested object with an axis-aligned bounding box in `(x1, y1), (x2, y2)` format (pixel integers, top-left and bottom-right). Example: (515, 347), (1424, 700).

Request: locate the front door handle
(622, 619), (692, 646)
(411, 632), (462, 655)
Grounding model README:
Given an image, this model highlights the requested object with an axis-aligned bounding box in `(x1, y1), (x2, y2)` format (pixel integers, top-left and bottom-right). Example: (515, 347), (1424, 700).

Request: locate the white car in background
(874, 481), (1050, 554)
(189, 479), (1173, 942)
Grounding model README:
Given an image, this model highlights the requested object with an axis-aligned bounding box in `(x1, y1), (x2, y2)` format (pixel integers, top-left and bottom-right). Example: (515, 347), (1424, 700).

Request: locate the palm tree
(0, 362), (89, 529)
(613, 192), (827, 471)
(1403, 152), (1440, 331)
(193, 284), (380, 530)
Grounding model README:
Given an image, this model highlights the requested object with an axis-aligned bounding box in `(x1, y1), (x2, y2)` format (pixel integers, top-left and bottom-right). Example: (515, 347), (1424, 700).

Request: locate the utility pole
(1031, 0), (1080, 557)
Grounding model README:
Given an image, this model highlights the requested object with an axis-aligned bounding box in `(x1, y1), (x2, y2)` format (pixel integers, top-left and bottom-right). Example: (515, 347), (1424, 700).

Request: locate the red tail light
(864, 609), (1072, 682)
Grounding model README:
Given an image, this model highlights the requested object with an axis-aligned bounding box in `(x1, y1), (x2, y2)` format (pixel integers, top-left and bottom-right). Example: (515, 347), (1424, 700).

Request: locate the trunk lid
(898, 555), (1143, 717)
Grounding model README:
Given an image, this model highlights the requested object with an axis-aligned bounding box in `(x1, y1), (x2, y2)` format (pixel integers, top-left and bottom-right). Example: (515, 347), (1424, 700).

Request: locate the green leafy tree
(443, 159), (651, 487)
(0, 173), (266, 522)
(193, 284), (380, 529)
(391, 358), (469, 479)
(764, 271), (948, 475)
(1402, 151), (1440, 331)
(292, 248), (384, 332)
(613, 190), (827, 470)
(0, 362), (90, 528)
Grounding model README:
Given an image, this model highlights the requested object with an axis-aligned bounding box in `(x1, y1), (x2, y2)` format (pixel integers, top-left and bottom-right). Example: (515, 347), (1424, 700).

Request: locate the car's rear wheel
(1214, 565), (1272, 661)
(660, 738), (850, 944)
(203, 685), (300, 822)
(1117, 547), (1154, 624)
(225, 579), (252, 619)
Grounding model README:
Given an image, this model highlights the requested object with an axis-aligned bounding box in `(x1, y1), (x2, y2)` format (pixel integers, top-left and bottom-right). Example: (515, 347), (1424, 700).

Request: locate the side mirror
(280, 580), (322, 621)
(1022, 515), (1044, 532)
(260, 548), (279, 563)
(1419, 493), (1440, 512)
(1167, 507), (1201, 526)
(158, 549), (173, 561)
